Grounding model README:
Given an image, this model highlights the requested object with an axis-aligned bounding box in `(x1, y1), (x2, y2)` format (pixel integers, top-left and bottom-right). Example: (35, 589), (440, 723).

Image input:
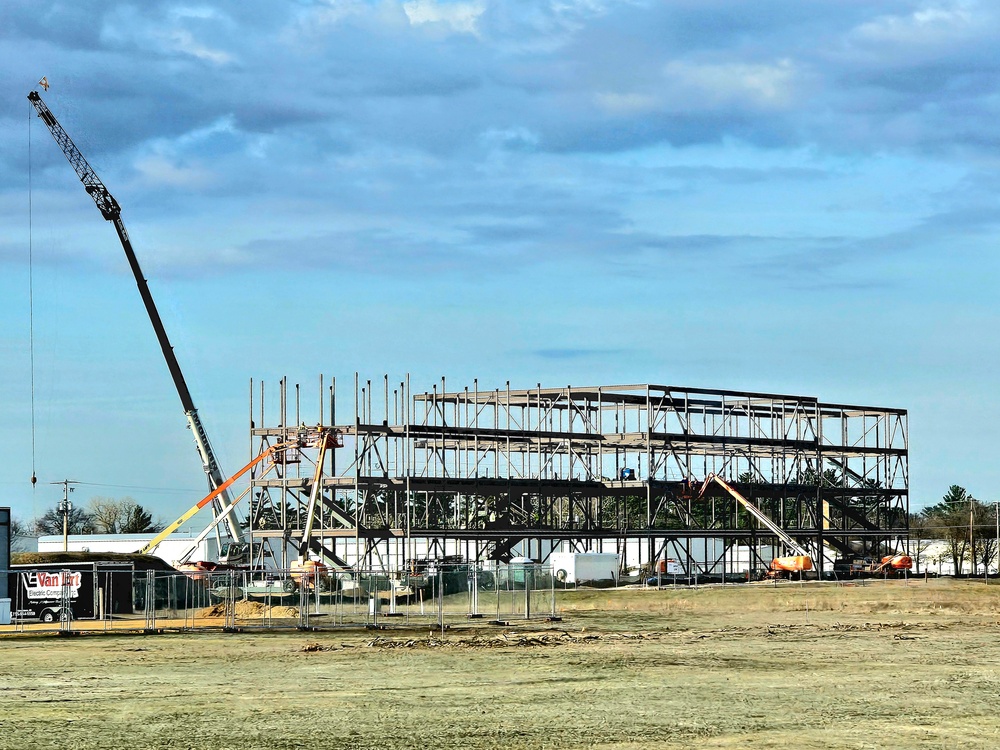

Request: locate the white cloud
(478, 126), (540, 150)
(98, 5), (234, 64)
(403, 0), (485, 35)
(133, 155), (213, 188)
(594, 91), (660, 115)
(662, 59), (798, 109)
(129, 117), (240, 187)
(167, 6), (225, 22)
(855, 4), (974, 45)
(171, 116), (239, 149)
(164, 28), (233, 64)
(308, 0), (369, 27)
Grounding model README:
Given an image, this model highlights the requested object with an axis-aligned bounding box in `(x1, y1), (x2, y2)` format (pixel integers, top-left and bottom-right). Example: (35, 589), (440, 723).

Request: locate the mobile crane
(27, 90), (246, 554)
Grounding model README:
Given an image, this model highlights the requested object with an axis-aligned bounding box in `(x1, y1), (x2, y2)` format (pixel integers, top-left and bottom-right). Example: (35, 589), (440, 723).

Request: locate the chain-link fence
(0, 562), (564, 634)
(0, 562), (919, 635)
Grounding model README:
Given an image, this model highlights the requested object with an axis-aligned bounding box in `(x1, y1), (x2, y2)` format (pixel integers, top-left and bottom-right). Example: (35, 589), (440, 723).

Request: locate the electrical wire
(72, 481), (203, 494)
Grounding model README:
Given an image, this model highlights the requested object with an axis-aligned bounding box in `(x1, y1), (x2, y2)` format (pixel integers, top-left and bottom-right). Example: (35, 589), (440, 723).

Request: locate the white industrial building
(911, 540), (997, 576)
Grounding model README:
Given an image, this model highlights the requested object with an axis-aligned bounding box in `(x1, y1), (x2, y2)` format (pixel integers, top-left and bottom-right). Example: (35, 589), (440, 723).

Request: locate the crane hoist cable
(27, 98), (37, 490)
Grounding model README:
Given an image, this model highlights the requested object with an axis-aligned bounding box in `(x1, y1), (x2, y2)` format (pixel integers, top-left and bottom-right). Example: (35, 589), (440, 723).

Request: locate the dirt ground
(3, 578), (1000, 749)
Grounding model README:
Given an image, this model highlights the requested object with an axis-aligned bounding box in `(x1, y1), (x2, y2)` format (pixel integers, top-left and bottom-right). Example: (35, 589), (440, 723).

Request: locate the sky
(1, 0), (999, 527)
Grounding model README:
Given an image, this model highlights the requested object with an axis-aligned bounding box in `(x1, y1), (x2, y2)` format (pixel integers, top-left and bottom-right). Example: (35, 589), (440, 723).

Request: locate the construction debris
(362, 631), (653, 649)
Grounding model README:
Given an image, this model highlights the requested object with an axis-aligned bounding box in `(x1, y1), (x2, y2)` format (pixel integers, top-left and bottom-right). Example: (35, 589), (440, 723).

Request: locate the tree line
(11, 496), (163, 537)
(912, 485), (998, 575)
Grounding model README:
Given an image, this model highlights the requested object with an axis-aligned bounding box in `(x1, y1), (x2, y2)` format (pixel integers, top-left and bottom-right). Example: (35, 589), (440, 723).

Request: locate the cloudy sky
(1, 0), (998, 526)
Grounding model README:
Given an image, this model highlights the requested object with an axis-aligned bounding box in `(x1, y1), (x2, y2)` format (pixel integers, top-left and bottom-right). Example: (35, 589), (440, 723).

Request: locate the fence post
(438, 569), (445, 635)
(298, 580), (309, 630)
(524, 565), (532, 621)
(60, 569), (73, 634)
(550, 565), (556, 618)
(470, 565), (480, 617)
(224, 571), (238, 631)
(144, 571), (156, 632)
(492, 564), (502, 624)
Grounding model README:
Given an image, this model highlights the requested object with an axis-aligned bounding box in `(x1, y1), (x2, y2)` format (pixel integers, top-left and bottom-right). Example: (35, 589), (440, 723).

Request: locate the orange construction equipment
(872, 554), (912, 575)
(698, 474), (815, 578)
(770, 556), (813, 573)
(138, 428), (341, 562)
(137, 441), (292, 557)
(882, 554), (913, 570)
(289, 559), (332, 592)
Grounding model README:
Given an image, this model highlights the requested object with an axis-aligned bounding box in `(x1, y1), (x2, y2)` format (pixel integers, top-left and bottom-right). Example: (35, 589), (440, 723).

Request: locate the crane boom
(698, 474), (812, 559)
(27, 90), (244, 544)
(137, 441), (290, 556)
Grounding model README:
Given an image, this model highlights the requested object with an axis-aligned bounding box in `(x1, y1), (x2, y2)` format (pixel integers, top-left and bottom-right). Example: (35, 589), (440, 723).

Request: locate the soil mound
(197, 601), (299, 619)
(12, 551), (175, 570)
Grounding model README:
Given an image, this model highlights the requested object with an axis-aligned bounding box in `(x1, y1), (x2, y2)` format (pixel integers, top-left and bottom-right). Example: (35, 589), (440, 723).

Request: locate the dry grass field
(3, 578), (1000, 749)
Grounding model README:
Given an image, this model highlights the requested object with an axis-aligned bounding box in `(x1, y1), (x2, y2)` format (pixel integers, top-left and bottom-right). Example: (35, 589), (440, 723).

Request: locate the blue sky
(2, 0), (998, 525)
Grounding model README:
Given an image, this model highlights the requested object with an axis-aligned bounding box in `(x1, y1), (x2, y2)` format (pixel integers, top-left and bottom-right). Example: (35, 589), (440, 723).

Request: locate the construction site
(0, 66), (966, 750)
(7, 5), (997, 747)
(243, 376), (909, 578)
(2, 372), (910, 637)
(4, 89), (912, 630)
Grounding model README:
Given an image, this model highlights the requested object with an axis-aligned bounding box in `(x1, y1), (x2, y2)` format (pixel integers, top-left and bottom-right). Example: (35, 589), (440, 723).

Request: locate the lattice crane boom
(27, 90), (245, 548)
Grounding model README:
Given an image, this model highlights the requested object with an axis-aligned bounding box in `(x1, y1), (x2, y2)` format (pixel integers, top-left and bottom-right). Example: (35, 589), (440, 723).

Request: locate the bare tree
(920, 486), (992, 574)
(89, 496), (126, 534)
(10, 516), (36, 553)
(921, 486), (974, 573)
(88, 497), (161, 534)
(34, 506), (94, 536)
(11, 516), (27, 538)
(973, 501), (999, 575)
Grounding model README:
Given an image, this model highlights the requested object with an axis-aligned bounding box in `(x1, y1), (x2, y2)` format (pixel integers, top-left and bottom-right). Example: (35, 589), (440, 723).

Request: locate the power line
(72, 481), (202, 494)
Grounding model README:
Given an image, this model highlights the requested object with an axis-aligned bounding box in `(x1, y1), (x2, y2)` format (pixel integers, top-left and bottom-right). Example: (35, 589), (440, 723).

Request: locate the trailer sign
(21, 570), (81, 601)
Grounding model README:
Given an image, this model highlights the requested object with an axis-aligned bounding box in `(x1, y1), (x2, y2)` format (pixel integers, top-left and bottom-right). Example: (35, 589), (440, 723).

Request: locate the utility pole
(50, 480), (79, 552)
(969, 497), (975, 576)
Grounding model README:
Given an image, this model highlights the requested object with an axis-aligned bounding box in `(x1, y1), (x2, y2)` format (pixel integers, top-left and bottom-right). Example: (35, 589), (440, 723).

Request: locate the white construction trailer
(548, 552), (620, 584)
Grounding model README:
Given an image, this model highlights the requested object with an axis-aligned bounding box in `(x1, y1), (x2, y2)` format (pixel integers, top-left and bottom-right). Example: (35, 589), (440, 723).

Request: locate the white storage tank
(549, 552), (620, 585)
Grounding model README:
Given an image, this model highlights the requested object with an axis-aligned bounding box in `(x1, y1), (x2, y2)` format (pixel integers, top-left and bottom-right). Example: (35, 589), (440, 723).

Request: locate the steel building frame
(246, 377), (908, 576)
